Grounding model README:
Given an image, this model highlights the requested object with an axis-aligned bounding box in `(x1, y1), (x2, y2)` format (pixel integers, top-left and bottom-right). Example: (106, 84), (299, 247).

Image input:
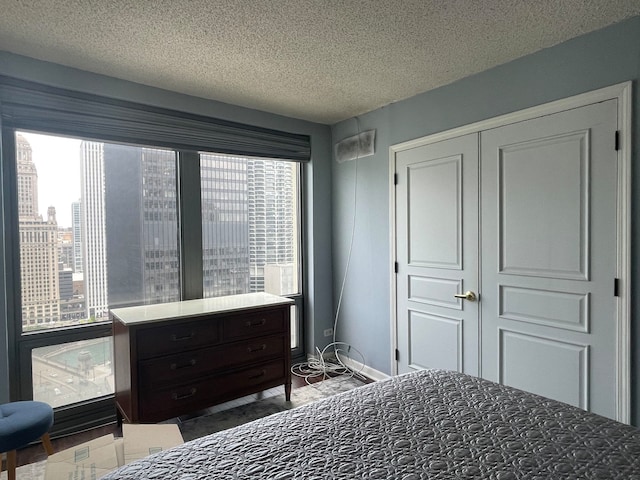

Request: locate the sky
(19, 131), (82, 228)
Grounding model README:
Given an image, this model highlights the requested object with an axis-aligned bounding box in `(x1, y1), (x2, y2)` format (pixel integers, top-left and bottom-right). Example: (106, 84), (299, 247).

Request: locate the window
(201, 153), (302, 348)
(1, 77), (309, 435)
(16, 132), (179, 409)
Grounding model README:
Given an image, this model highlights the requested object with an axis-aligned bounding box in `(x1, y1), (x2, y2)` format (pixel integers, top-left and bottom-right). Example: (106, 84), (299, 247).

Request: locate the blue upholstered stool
(0, 401), (54, 480)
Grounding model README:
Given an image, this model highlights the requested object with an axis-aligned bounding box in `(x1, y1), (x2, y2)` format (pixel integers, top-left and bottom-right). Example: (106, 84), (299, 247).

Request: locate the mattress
(102, 369), (640, 479)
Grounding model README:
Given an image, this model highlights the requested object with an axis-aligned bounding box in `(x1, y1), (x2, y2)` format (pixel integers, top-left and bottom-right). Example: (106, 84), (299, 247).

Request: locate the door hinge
(394, 173), (398, 185)
(615, 130), (621, 151)
(395, 349), (400, 361)
(394, 262), (399, 273)
(614, 278), (620, 297)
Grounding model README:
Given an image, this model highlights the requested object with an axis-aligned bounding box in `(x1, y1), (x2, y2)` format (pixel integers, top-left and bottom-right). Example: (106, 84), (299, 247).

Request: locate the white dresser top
(110, 292), (294, 325)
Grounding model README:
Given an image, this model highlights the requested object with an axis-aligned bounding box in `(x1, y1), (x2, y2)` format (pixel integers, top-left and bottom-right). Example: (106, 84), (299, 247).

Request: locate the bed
(101, 369), (640, 479)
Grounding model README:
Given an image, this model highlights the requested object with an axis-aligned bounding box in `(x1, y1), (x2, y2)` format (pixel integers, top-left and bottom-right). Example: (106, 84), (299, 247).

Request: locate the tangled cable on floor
(291, 342), (366, 384)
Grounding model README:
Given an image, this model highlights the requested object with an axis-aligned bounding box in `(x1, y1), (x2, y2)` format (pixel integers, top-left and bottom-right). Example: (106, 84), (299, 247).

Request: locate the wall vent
(335, 130), (376, 163)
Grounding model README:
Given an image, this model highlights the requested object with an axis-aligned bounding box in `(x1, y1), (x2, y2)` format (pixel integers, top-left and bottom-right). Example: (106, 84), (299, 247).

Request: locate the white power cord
(291, 342), (366, 384)
(292, 117), (367, 384)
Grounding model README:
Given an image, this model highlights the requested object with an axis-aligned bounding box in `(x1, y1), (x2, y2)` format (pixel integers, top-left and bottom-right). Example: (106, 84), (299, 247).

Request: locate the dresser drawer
(138, 334), (286, 389)
(136, 319), (220, 359)
(138, 348), (214, 390)
(223, 309), (285, 341)
(217, 334), (287, 368)
(139, 360), (285, 420)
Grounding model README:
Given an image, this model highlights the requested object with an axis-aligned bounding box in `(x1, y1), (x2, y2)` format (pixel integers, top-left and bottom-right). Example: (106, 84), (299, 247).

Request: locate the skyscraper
(80, 141), (109, 320)
(16, 134), (61, 327)
(57, 227), (73, 270)
(247, 158), (297, 294)
(201, 153), (250, 297)
(16, 134), (38, 217)
(103, 143), (180, 308)
(71, 200), (83, 273)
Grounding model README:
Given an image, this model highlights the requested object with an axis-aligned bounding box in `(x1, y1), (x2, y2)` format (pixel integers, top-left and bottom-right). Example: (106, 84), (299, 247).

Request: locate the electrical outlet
(323, 351), (337, 362)
(324, 328), (333, 337)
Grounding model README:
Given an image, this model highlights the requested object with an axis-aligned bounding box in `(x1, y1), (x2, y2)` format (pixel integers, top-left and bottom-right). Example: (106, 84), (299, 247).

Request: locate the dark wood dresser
(111, 293), (294, 423)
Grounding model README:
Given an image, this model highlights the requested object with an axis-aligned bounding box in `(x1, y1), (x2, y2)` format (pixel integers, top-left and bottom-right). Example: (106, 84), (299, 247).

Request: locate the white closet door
(480, 99), (618, 419)
(395, 133), (479, 375)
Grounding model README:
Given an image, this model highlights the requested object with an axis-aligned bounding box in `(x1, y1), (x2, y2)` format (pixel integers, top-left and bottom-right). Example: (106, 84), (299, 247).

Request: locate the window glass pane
(32, 338), (113, 408)
(200, 154), (299, 297)
(16, 131), (180, 331)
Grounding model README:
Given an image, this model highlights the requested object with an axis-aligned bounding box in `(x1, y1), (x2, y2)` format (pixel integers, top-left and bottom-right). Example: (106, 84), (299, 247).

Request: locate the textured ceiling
(0, 1), (639, 124)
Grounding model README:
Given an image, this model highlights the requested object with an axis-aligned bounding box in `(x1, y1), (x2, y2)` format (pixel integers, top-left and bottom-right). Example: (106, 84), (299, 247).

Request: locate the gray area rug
(3, 375), (364, 480)
(178, 375), (364, 441)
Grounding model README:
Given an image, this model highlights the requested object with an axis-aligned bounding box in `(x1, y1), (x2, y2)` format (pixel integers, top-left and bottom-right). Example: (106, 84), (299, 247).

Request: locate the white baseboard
(336, 354), (390, 382)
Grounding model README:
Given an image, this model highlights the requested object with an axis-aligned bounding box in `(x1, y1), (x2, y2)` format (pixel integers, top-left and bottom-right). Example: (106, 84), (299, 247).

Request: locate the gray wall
(0, 52), (334, 403)
(331, 15), (640, 423)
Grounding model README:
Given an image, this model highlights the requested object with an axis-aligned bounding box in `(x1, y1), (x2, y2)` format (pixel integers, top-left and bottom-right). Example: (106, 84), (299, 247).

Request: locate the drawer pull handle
(172, 388), (197, 401)
(249, 370), (266, 380)
(171, 332), (195, 342)
(170, 359), (197, 370)
(247, 344), (267, 353)
(245, 318), (267, 327)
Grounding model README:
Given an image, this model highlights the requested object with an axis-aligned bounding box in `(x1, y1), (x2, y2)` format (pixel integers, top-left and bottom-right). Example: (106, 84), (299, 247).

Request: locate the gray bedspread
(102, 369), (640, 479)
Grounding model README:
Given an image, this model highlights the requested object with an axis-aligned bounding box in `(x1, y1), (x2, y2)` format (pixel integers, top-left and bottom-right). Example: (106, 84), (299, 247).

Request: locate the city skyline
(16, 131), (299, 328)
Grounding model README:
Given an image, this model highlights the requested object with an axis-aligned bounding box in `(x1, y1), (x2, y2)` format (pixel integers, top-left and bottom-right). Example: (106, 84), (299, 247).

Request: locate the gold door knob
(454, 291), (477, 302)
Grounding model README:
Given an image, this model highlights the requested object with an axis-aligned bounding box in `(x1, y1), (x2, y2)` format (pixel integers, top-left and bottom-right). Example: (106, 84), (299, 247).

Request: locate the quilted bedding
(102, 369), (640, 479)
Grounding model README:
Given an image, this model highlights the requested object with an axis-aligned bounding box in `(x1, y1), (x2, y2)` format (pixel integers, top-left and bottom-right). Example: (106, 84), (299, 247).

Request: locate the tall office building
(16, 134), (38, 217)
(71, 200), (83, 273)
(16, 134), (61, 327)
(57, 227), (73, 270)
(201, 153), (250, 297)
(103, 143), (180, 308)
(80, 141), (109, 320)
(139, 147), (181, 303)
(58, 265), (73, 300)
(247, 158), (297, 294)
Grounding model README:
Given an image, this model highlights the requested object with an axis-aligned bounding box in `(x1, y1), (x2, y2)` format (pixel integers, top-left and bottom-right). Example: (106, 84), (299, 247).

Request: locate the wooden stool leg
(41, 432), (54, 455)
(6, 450), (17, 480)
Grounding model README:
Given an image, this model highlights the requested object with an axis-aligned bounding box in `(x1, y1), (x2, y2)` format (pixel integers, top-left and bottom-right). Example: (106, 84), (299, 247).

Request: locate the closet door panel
(480, 99), (618, 419)
(395, 134), (479, 376)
